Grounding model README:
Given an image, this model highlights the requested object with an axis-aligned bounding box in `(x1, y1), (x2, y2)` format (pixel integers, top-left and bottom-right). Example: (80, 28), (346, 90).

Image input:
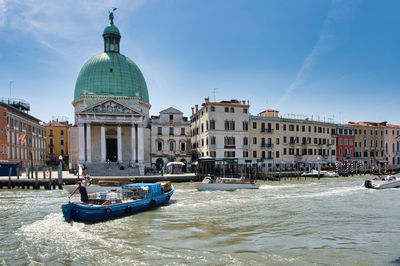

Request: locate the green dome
(74, 52), (149, 103)
(103, 24), (120, 36)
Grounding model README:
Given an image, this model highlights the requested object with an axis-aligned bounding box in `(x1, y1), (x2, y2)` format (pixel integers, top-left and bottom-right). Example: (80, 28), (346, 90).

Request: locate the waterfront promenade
(0, 171), (197, 190)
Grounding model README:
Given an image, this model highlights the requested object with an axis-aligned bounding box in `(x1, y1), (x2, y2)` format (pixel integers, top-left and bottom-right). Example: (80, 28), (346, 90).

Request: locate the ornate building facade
(0, 99), (46, 166)
(150, 107), (191, 171)
(71, 12), (150, 175)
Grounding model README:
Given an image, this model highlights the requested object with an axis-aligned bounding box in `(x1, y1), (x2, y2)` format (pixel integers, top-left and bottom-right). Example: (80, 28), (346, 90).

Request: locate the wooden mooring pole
(8, 168), (12, 189)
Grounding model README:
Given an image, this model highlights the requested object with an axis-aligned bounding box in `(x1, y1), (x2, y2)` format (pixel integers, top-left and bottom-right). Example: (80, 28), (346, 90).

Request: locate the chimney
(195, 104), (198, 112)
(242, 100), (245, 105)
(191, 107), (194, 115)
(205, 97), (209, 103)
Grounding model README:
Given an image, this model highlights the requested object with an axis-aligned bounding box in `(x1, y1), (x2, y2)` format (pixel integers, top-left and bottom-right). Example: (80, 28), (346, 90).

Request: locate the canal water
(0, 175), (399, 265)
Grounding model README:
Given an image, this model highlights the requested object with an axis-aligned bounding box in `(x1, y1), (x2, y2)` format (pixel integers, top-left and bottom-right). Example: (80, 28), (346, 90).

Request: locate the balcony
(169, 133), (174, 136)
(295, 155), (303, 159)
(266, 156), (274, 160)
(261, 143), (274, 148)
(157, 132), (162, 135)
(48, 143), (54, 148)
(224, 145), (236, 149)
(243, 145), (249, 149)
(261, 128), (273, 133)
(289, 142), (296, 146)
(209, 144), (216, 149)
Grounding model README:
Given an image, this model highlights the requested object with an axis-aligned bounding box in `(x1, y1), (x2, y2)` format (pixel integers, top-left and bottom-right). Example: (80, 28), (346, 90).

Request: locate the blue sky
(0, 0), (399, 124)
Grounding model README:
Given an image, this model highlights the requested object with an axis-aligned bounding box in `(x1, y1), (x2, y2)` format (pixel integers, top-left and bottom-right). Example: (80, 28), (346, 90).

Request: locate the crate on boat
(122, 186), (148, 200)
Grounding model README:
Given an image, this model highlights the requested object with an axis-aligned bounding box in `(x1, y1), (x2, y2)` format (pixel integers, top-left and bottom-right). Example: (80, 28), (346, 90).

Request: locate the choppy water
(1, 175), (400, 265)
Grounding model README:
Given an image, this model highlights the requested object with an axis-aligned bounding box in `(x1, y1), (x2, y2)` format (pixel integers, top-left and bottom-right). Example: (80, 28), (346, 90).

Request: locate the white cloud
(1, 0), (146, 52)
(275, 0), (356, 108)
(0, 0), (7, 26)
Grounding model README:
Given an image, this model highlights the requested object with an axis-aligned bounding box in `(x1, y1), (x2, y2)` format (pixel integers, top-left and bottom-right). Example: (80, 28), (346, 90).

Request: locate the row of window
(338, 138), (354, 145)
(49, 148), (64, 155)
(49, 138), (65, 146)
(191, 106), (248, 123)
(354, 129), (383, 136)
(7, 117), (45, 136)
(157, 127), (186, 135)
(156, 140), (186, 152)
(354, 151), (384, 158)
(252, 122), (335, 134)
(385, 142), (400, 153)
(354, 140), (384, 148)
(385, 129), (400, 135)
(48, 129), (64, 136)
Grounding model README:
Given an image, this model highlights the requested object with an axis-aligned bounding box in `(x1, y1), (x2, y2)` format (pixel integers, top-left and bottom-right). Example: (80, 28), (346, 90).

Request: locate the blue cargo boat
(62, 183), (174, 223)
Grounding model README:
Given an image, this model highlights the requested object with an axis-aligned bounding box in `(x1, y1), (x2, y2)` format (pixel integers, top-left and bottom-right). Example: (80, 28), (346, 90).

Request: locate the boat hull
(62, 188), (174, 223)
(193, 183), (259, 191)
(364, 179), (400, 189)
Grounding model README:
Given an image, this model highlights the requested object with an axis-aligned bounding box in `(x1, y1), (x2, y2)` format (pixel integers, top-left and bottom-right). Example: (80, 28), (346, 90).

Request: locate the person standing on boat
(69, 181), (89, 203)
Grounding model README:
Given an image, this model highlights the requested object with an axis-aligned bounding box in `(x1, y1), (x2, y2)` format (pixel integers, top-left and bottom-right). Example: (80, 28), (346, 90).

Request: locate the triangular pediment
(80, 99), (144, 116)
(160, 107), (183, 115)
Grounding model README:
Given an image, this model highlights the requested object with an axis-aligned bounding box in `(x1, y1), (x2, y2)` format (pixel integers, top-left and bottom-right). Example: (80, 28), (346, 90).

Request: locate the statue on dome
(108, 7), (117, 25)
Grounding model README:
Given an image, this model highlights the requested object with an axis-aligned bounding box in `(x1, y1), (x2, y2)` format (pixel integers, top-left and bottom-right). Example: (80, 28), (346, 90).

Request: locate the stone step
(82, 162), (141, 177)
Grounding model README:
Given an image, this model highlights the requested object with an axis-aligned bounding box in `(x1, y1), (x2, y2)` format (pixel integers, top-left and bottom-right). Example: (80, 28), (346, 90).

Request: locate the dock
(0, 171), (197, 190)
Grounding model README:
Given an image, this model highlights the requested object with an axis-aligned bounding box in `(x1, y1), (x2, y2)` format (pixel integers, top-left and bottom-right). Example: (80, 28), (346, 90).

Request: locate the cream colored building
(347, 122), (385, 169)
(191, 98), (250, 163)
(150, 107), (191, 171)
(250, 109), (337, 170)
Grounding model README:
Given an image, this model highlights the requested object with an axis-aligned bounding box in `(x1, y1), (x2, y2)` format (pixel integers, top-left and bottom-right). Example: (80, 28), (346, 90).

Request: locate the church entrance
(106, 138), (118, 162)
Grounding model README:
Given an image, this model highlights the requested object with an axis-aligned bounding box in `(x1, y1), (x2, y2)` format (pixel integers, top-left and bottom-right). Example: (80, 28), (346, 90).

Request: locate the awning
(166, 162), (185, 167)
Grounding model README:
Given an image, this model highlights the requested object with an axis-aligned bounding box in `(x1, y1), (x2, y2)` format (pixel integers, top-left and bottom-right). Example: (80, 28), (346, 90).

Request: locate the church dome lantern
(103, 8), (121, 53)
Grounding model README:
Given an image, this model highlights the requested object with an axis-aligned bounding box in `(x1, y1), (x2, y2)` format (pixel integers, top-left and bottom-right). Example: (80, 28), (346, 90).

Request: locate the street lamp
(58, 155), (63, 185)
(317, 156), (321, 178)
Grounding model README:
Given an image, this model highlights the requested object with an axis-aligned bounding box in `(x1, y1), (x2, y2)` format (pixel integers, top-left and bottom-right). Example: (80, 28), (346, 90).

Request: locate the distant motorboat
(301, 170), (339, 178)
(193, 176), (259, 191)
(363, 175), (400, 189)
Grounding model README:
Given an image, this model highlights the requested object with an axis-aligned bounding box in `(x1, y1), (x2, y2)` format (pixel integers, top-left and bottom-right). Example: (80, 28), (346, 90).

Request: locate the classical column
(131, 123), (136, 162)
(101, 124), (106, 162)
(117, 124), (122, 162)
(78, 123), (85, 161)
(138, 124), (144, 162)
(86, 123), (91, 162)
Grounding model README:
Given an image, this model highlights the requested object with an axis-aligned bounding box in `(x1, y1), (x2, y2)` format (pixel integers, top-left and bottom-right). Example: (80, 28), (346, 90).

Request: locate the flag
(19, 132), (27, 144)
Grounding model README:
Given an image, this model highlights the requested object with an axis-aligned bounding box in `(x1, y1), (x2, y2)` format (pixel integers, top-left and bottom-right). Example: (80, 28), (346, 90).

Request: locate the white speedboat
(322, 171), (339, 177)
(363, 175), (400, 189)
(301, 170), (338, 177)
(193, 176), (259, 191)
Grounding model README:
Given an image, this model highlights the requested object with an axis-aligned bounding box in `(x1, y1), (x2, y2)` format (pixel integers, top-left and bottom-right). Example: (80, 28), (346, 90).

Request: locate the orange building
(44, 120), (70, 164)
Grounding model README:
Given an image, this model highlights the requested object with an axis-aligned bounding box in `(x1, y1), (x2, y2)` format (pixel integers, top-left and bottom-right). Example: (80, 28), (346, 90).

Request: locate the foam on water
(1, 176), (400, 265)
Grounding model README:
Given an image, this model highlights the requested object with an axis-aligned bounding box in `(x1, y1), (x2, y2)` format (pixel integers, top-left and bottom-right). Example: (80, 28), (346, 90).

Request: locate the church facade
(71, 12), (151, 175)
